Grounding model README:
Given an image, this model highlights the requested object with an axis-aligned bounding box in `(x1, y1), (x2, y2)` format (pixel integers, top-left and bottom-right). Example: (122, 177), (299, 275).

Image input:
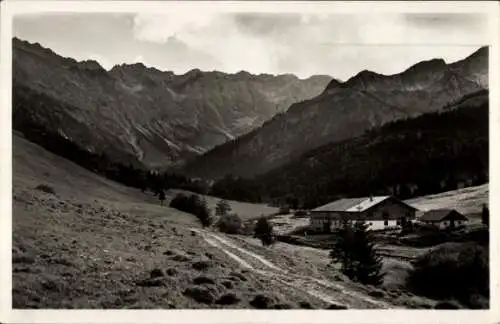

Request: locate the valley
(10, 35), (490, 311)
(12, 133), (488, 309)
(12, 133), (440, 309)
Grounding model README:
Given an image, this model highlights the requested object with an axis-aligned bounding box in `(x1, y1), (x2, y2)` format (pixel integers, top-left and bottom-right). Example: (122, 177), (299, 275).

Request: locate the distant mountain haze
(182, 46), (488, 179)
(12, 37), (332, 169)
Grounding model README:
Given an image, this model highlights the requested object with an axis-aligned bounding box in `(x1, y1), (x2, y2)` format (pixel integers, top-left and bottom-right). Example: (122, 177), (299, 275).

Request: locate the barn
(418, 209), (469, 230)
(309, 196), (418, 232)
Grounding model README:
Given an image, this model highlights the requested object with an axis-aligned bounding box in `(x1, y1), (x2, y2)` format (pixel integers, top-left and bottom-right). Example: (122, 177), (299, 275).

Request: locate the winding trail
(192, 228), (392, 309)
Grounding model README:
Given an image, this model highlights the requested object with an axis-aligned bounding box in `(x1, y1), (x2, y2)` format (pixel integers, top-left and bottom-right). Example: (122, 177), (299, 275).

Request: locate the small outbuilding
(419, 209), (469, 230)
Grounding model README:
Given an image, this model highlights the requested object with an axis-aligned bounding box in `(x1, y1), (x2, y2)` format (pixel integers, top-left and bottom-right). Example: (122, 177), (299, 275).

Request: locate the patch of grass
(35, 184), (56, 195)
(221, 281), (234, 289)
(326, 303), (348, 310)
(433, 301), (462, 309)
(136, 278), (165, 287)
(272, 303), (293, 309)
(166, 268), (178, 276)
(183, 286), (216, 304)
(149, 268), (164, 278)
(193, 276), (216, 285)
(192, 260), (211, 271)
(215, 293), (240, 305)
(12, 254), (35, 264)
(298, 301), (313, 309)
(368, 289), (386, 298)
(229, 271), (247, 282)
(249, 294), (273, 309)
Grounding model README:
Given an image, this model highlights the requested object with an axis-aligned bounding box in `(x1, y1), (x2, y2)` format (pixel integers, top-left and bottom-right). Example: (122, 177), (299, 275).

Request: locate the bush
(217, 213), (243, 234)
(407, 242), (489, 308)
(278, 206), (290, 215)
(434, 301), (462, 309)
(35, 184), (56, 194)
(192, 260), (211, 271)
(216, 293), (240, 305)
(254, 216), (276, 247)
(183, 286), (216, 304)
(193, 276), (216, 285)
(215, 199), (231, 217)
(250, 294), (273, 309)
(170, 194), (213, 227)
(294, 210), (309, 218)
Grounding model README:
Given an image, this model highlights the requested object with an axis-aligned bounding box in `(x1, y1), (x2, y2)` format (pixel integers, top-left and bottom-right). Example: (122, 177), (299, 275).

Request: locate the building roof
(312, 196), (391, 212)
(419, 209), (468, 222)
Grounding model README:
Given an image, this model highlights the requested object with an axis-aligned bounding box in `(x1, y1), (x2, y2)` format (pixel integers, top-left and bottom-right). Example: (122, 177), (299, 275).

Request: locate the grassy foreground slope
(12, 134), (312, 308)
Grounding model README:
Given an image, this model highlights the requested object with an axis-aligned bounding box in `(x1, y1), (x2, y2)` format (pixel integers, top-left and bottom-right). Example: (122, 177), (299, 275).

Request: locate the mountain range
(182, 46), (488, 179)
(12, 37), (332, 169)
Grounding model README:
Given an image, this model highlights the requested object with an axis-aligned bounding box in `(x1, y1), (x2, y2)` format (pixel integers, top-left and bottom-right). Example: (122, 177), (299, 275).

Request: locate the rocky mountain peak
(13, 38), (332, 169)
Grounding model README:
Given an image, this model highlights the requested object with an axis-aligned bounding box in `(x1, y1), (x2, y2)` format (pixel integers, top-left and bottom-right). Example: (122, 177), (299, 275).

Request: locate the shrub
(158, 190), (166, 205)
(216, 293), (240, 305)
(217, 213), (243, 234)
(193, 276), (216, 285)
(221, 281), (234, 289)
(254, 216), (276, 247)
(294, 210), (309, 218)
(35, 184), (56, 194)
(150, 268), (164, 278)
(278, 206), (290, 215)
(183, 286), (216, 304)
(407, 242), (489, 308)
(272, 303), (292, 309)
(192, 260), (211, 271)
(170, 194), (213, 227)
(250, 294), (273, 309)
(299, 301), (313, 309)
(215, 199), (231, 217)
(326, 303), (348, 310)
(434, 301), (461, 309)
(481, 204), (489, 226)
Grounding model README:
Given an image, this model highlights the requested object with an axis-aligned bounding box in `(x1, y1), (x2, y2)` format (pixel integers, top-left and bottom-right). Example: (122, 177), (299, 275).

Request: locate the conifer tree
(481, 204), (489, 227)
(330, 220), (384, 285)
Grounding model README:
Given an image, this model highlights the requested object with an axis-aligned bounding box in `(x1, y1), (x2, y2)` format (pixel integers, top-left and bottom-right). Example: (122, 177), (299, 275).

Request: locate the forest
(211, 90), (489, 209)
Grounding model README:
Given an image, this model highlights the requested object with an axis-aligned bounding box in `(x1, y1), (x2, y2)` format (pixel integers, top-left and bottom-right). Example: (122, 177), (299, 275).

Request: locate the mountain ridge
(12, 37), (333, 169)
(182, 46), (488, 179)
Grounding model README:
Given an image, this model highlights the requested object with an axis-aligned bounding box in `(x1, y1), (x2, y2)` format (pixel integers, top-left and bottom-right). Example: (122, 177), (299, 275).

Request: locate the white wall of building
(366, 220), (398, 231)
(309, 218), (400, 231)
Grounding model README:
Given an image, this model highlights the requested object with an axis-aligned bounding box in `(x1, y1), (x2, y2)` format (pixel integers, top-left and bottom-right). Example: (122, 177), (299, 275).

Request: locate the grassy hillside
(11, 134), (290, 308)
(13, 134), (443, 309)
(406, 184), (488, 218)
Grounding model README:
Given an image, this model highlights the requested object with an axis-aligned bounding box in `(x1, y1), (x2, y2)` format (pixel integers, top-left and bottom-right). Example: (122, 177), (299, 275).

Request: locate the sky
(13, 12), (489, 80)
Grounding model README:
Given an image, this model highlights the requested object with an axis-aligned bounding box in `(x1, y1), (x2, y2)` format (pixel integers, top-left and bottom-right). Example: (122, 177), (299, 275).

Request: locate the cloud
(14, 12), (489, 80)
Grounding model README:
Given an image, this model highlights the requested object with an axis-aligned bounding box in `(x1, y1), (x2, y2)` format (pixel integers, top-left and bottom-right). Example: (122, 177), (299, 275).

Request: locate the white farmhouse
(309, 196), (418, 232)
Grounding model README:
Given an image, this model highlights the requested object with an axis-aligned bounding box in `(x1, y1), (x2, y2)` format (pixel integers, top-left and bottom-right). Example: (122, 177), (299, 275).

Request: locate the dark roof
(312, 196), (417, 213)
(419, 209), (468, 222)
(312, 196), (390, 212)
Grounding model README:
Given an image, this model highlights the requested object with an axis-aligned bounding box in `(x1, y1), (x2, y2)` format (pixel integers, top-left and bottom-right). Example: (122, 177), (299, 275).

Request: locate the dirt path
(192, 228), (393, 309)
